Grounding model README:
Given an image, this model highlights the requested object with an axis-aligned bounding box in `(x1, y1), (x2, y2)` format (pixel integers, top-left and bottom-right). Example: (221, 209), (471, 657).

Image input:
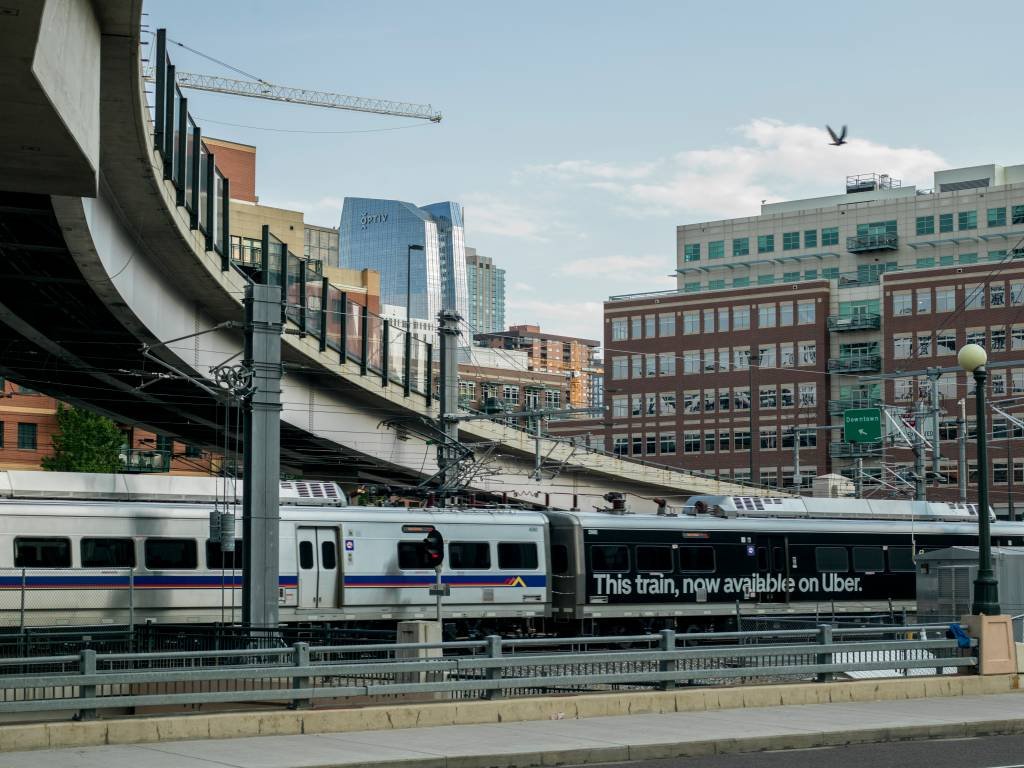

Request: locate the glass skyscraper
(465, 247), (506, 334)
(339, 197), (468, 323)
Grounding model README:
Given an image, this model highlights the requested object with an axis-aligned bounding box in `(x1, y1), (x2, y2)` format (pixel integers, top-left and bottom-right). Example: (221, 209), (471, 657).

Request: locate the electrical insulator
(220, 510), (236, 551)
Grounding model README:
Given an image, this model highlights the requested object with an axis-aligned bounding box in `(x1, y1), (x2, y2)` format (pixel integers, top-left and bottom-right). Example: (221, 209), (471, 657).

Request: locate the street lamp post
(405, 245), (424, 396)
(958, 343), (1000, 616)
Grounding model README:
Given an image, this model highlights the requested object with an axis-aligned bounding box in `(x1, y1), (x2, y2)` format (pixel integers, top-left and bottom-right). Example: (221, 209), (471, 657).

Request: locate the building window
(916, 289), (931, 314)
(797, 300), (816, 324)
(992, 328), (1007, 352)
(683, 431), (701, 453)
(1013, 205), (1024, 225)
(684, 243), (701, 262)
(936, 332), (957, 356)
(717, 307), (729, 333)
(613, 436), (628, 456)
(632, 355), (643, 378)
(704, 432), (716, 453)
(17, 423), (36, 450)
(758, 304), (776, 329)
(958, 210), (978, 230)
(732, 276), (750, 288)
(916, 256), (935, 268)
(684, 282), (700, 293)
(783, 232), (800, 251)
(660, 432), (676, 454)
(683, 311), (700, 334)
(757, 234), (775, 253)
(780, 384), (795, 407)
(611, 356), (628, 379)
(917, 333), (932, 357)
(659, 392), (676, 415)
(759, 385), (777, 409)
(644, 315), (656, 338)
(683, 350), (700, 374)
(759, 344), (776, 368)
(893, 291), (912, 316)
(799, 383), (817, 407)
(799, 341), (816, 365)
(658, 352), (675, 376)
(733, 237), (749, 256)
(779, 302), (794, 327)
(734, 430), (751, 450)
(658, 313), (675, 336)
(703, 308), (715, 333)
(611, 318), (628, 341)
(804, 229), (817, 248)
(708, 240), (725, 259)
(988, 207), (1007, 227)
(646, 433), (658, 454)
(991, 284), (1006, 307)
(719, 430), (731, 451)
(939, 213), (954, 232)
(821, 227), (839, 246)
(965, 285), (985, 310)
(936, 287), (955, 312)
(822, 266), (839, 279)
(733, 306), (750, 330)
(612, 396), (627, 418)
(1013, 282), (1024, 305)
(630, 316), (642, 339)
(915, 215), (935, 236)
(893, 335), (912, 359)
(960, 252), (978, 265)
(780, 342), (795, 367)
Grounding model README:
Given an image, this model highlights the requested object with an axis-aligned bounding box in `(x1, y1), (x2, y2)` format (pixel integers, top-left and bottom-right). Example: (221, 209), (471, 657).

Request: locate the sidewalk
(1, 691), (1023, 768)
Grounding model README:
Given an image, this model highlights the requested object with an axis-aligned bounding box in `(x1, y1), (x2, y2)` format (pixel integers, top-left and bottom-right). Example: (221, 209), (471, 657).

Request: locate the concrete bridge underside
(0, 0), (788, 511)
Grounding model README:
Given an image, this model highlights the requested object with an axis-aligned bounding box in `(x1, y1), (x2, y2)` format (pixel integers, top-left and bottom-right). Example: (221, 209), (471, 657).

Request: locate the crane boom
(143, 69), (442, 123)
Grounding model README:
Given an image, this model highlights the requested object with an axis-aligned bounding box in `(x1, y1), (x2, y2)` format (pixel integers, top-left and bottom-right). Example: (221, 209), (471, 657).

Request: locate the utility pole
(957, 398), (968, 504)
(912, 399), (927, 501)
(242, 283), (282, 628)
(436, 310), (462, 500)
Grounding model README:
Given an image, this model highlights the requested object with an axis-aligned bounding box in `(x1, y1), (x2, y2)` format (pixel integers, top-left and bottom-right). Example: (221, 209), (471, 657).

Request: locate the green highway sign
(844, 408), (882, 443)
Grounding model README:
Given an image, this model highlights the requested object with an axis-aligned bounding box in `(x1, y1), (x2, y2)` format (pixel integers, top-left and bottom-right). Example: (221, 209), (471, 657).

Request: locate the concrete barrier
(0, 673), (1017, 753)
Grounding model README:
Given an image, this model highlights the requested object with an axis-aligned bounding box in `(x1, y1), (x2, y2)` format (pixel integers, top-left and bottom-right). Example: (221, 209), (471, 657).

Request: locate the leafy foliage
(41, 405), (124, 473)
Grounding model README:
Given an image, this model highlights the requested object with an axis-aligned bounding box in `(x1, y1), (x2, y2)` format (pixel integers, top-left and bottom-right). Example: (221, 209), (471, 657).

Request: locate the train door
(297, 527), (339, 609)
(755, 535), (790, 603)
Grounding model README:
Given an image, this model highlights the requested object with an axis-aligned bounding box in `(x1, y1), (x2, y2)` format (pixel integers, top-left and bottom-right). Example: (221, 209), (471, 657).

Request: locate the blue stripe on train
(0, 575), (299, 589)
(343, 574), (547, 588)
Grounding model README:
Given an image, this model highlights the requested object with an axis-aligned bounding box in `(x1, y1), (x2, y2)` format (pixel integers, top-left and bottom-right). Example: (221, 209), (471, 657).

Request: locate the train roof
(0, 471), (346, 506)
(682, 495), (995, 523)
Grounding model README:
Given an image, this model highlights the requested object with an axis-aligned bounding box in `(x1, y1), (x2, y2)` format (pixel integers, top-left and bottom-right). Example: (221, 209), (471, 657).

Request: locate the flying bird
(827, 125), (848, 146)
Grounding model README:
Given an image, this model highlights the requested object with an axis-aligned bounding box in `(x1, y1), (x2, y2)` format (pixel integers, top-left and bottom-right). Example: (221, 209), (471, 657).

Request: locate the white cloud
(262, 195), (343, 228)
(558, 254), (674, 286)
(506, 298), (604, 342)
(461, 193), (549, 241)
(534, 119), (947, 220)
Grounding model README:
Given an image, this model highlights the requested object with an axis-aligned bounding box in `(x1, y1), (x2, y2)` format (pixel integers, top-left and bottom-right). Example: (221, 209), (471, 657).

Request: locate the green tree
(41, 405), (124, 473)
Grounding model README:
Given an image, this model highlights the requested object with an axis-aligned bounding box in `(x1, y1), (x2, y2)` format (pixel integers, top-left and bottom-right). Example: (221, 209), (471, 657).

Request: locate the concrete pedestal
(962, 614), (1018, 675)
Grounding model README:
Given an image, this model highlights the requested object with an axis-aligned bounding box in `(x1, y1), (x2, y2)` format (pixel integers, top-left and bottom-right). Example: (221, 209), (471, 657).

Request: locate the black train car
(547, 495), (1024, 634)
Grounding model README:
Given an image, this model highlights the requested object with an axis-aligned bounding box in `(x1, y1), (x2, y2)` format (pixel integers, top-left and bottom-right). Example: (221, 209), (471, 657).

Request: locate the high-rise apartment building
(595, 162), (1024, 511)
(339, 197), (469, 324)
(474, 324), (600, 409)
(465, 247), (506, 334)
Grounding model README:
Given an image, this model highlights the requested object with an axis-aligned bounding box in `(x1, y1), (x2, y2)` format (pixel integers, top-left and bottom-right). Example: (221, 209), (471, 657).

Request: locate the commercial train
(1, 471), (1020, 635)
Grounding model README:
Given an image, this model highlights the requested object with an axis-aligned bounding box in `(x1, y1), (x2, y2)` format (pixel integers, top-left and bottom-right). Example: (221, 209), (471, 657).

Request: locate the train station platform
(0, 677), (1020, 768)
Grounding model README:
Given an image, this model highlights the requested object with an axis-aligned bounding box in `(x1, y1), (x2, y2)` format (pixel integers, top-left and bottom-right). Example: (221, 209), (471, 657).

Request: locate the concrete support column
(242, 283), (282, 628)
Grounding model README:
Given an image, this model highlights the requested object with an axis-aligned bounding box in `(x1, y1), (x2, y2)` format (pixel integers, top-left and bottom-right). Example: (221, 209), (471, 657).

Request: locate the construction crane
(142, 69), (442, 123)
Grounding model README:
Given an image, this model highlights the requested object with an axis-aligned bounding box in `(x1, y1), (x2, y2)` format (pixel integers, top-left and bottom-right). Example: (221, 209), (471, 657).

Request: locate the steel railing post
(658, 628), (676, 690)
(318, 277), (329, 352)
(291, 642), (311, 709)
(425, 342), (433, 406)
(128, 567), (135, 645)
(298, 258), (307, 336)
(338, 292), (348, 365)
(381, 319), (390, 386)
(484, 635), (503, 700)
(19, 568), (26, 630)
(77, 649), (97, 721)
(815, 624), (834, 682)
(360, 305), (369, 376)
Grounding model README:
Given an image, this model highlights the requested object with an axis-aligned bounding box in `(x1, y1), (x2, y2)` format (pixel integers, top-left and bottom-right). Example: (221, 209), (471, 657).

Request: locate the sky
(146, 0), (1024, 343)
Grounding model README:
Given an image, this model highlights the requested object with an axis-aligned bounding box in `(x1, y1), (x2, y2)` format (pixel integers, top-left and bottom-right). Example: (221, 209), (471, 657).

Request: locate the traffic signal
(423, 529), (444, 567)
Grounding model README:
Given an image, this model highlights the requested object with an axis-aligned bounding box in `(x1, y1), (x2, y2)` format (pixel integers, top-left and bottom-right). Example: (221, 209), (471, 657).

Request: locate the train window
(498, 542), (538, 570)
(299, 541), (315, 569)
(756, 547), (769, 572)
(398, 541), (431, 569)
(14, 537), (70, 568)
(449, 542), (491, 570)
(852, 547), (884, 573)
(636, 545), (673, 572)
(206, 540), (244, 570)
(887, 547), (916, 572)
(81, 538), (135, 568)
(678, 546), (715, 572)
(144, 539), (198, 570)
(321, 541), (337, 570)
(815, 547), (849, 573)
(551, 544), (569, 575)
(591, 545), (630, 572)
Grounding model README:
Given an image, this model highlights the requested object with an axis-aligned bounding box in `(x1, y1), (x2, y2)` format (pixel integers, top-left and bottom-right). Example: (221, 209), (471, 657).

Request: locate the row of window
(612, 382), (820, 420)
(892, 366), (1024, 402)
(611, 426), (819, 457)
(682, 228), (840, 262)
(0, 422), (38, 451)
(681, 207), (1024, 263)
(610, 302), (816, 342)
(610, 342), (818, 381)
(892, 325), (1024, 361)
(457, 382), (562, 408)
(590, 544), (915, 575)
(397, 541), (538, 571)
(13, 537), (241, 569)
(892, 282), (1024, 316)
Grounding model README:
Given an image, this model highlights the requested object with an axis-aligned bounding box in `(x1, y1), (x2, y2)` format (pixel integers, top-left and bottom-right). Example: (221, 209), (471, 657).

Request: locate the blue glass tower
(339, 197), (468, 323)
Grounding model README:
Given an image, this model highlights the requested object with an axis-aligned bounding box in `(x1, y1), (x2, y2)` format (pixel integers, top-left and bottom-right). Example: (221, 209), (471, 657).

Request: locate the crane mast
(142, 69), (442, 123)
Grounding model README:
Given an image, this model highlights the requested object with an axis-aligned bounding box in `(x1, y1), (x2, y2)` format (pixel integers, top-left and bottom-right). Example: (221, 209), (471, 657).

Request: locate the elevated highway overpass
(0, 0), (789, 511)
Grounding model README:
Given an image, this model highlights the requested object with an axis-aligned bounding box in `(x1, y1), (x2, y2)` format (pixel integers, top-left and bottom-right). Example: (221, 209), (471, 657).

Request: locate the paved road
(580, 734), (1024, 768)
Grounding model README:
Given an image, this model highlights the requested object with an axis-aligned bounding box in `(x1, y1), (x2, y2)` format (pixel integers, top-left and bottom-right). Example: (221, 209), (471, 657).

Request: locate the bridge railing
(0, 624), (974, 718)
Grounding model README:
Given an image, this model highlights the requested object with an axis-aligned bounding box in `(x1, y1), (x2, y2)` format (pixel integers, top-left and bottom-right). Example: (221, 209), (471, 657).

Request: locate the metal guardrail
(0, 625), (974, 719)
